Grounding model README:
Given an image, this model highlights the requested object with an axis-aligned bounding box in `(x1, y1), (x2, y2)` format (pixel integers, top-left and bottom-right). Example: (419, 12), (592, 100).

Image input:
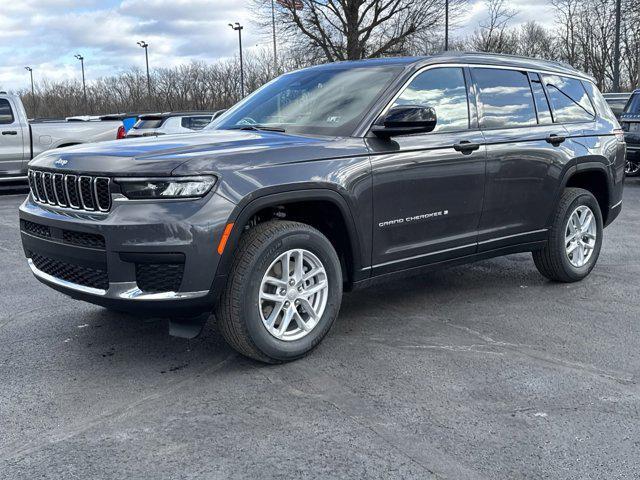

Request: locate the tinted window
(542, 74), (595, 122)
(474, 68), (537, 128)
(529, 73), (553, 125)
(583, 81), (618, 123)
(182, 116), (213, 130)
(624, 92), (640, 115)
(391, 67), (469, 133)
(0, 99), (14, 124)
(133, 118), (164, 129)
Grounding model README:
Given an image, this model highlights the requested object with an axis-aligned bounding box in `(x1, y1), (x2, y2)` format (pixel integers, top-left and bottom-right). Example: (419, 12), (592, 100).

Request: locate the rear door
(471, 67), (573, 250)
(367, 66), (486, 274)
(0, 98), (26, 176)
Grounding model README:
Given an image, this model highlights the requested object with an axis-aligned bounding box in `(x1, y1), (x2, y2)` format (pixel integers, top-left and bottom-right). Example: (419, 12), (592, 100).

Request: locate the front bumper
(19, 191), (236, 315)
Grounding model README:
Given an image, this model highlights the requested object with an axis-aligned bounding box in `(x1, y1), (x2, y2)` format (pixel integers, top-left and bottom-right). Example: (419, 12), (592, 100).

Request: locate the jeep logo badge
(54, 159), (68, 167)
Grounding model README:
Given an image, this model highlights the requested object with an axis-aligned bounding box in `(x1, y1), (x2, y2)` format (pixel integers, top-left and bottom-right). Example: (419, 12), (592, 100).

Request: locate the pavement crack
(0, 352), (236, 464)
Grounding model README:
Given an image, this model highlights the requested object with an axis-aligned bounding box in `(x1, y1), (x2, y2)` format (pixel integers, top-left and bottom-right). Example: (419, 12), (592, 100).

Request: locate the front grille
(20, 219), (51, 238)
(28, 170), (111, 212)
(63, 230), (106, 249)
(29, 251), (109, 290)
(136, 263), (184, 293)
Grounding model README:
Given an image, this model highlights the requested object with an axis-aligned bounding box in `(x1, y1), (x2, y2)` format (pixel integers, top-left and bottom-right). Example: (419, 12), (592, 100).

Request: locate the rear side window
(181, 116), (213, 130)
(542, 75), (595, 123)
(624, 93), (640, 115)
(473, 68), (537, 128)
(529, 73), (553, 125)
(583, 81), (618, 123)
(133, 118), (164, 129)
(0, 99), (15, 124)
(392, 67), (469, 133)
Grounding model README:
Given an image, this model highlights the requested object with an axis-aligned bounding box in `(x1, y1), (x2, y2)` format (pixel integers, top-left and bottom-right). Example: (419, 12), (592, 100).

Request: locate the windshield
(210, 66), (402, 136)
(624, 93), (640, 115)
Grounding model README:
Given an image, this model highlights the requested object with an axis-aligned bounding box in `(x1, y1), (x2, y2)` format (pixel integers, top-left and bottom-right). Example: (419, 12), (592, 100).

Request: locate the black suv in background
(20, 53), (625, 363)
(620, 89), (640, 176)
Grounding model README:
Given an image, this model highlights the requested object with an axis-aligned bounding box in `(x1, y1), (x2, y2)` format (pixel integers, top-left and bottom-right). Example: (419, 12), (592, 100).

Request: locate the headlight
(116, 176), (216, 199)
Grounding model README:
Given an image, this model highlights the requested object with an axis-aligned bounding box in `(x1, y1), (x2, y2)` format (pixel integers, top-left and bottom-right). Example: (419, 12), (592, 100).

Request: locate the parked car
(125, 110), (225, 138)
(619, 89), (640, 176)
(19, 53), (625, 363)
(603, 92), (631, 120)
(0, 92), (125, 183)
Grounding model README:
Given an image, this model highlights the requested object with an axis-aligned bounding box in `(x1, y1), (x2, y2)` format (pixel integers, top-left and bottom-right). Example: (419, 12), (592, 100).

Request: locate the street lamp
(74, 54), (87, 110)
(444, 0), (449, 51)
(229, 22), (245, 97)
(24, 67), (34, 97)
(271, 0), (277, 76)
(613, 0), (621, 91)
(137, 41), (151, 97)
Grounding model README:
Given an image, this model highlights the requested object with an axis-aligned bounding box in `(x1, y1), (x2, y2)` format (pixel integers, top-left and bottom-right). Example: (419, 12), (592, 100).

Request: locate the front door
(0, 98), (26, 176)
(367, 66), (486, 275)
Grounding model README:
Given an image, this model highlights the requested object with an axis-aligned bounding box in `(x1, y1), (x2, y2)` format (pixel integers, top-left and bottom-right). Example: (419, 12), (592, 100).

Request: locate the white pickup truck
(0, 92), (124, 183)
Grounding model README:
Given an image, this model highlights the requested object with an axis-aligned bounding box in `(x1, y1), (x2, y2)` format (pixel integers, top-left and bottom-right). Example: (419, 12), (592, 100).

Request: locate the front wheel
(533, 188), (603, 283)
(215, 221), (343, 363)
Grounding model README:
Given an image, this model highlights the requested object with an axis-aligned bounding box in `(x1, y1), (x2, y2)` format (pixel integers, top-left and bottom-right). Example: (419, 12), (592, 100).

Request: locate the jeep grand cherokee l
(19, 53), (626, 363)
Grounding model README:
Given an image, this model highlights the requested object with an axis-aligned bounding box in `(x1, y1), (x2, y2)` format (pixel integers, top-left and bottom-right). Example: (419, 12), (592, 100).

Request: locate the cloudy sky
(0, 0), (556, 92)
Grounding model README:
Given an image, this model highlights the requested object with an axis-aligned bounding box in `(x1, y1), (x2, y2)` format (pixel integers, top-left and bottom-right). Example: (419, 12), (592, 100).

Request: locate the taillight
(614, 128), (625, 142)
(116, 125), (126, 139)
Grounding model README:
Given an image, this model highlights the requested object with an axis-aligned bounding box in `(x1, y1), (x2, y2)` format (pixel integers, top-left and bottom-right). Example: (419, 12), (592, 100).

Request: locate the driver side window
(392, 67), (469, 133)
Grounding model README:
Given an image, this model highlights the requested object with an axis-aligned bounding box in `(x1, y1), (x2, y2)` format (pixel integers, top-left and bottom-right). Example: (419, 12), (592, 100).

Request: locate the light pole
(229, 22), (245, 97)
(271, 0), (277, 76)
(24, 67), (34, 97)
(74, 54), (87, 110)
(137, 41), (151, 97)
(613, 0), (621, 92)
(444, 0), (449, 51)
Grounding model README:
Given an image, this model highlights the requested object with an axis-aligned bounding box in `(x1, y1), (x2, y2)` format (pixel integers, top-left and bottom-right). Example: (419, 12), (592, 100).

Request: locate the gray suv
(19, 53), (625, 363)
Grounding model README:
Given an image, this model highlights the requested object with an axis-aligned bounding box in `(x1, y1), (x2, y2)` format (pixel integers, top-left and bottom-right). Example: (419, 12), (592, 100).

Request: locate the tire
(215, 220), (343, 363)
(626, 159), (640, 177)
(533, 188), (603, 283)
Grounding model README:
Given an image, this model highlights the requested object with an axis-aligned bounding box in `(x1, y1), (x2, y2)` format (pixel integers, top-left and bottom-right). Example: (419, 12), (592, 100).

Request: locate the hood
(28, 129), (362, 177)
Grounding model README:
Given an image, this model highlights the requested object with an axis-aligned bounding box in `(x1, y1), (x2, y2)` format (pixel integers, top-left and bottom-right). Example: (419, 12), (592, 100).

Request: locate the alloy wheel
(259, 249), (329, 341)
(565, 205), (597, 268)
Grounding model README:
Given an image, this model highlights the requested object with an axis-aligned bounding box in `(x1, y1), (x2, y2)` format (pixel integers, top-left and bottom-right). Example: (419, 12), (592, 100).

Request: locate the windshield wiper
(232, 125), (286, 133)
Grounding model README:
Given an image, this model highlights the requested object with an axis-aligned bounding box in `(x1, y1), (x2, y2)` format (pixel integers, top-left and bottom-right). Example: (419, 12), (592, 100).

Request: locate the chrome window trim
(362, 62), (594, 137)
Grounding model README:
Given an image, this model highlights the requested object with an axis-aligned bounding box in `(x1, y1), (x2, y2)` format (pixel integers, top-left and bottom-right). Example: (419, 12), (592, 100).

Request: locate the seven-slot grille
(28, 169), (111, 212)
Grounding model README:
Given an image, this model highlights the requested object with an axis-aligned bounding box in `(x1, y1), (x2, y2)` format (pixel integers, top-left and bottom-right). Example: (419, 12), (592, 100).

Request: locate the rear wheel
(215, 220), (343, 363)
(533, 188), (603, 283)
(626, 158), (640, 177)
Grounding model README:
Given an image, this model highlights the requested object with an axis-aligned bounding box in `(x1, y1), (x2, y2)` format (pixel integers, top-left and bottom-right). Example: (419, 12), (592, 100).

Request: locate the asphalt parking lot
(1, 181), (639, 480)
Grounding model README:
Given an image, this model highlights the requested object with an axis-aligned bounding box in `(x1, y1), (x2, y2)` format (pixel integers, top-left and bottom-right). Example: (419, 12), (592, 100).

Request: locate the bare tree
(253, 0), (466, 62)
(468, 0), (518, 53)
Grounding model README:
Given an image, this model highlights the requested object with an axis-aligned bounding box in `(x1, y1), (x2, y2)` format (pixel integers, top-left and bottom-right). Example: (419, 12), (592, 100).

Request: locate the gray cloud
(0, 0), (556, 91)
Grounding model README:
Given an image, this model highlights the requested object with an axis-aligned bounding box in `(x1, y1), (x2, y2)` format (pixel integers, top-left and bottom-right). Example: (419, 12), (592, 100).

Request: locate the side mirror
(372, 105), (437, 138)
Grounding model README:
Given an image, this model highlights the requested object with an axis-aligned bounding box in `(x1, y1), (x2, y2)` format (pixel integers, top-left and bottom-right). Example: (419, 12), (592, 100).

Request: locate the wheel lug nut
(279, 288), (286, 295)
(289, 279), (295, 286)
(284, 301), (290, 307)
(298, 286), (303, 292)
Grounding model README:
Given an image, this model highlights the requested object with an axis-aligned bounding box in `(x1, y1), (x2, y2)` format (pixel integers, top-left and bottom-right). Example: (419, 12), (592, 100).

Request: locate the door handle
(545, 134), (566, 146)
(2, 130), (17, 135)
(453, 140), (480, 154)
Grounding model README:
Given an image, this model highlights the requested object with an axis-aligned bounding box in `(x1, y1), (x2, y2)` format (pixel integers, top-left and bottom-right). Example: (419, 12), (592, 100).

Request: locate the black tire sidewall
(556, 192), (603, 280)
(238, 228), (342, 361)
